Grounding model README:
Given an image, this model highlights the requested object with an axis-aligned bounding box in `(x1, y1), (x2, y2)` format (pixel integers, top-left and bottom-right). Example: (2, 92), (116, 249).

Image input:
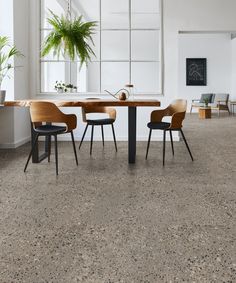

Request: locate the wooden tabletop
(4, 99), (161, 108)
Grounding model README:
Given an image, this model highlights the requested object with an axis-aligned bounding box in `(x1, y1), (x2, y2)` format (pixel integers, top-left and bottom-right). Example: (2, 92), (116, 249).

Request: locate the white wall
(178, 33), (232, 111)
(13, 0), (31, 146)
(0, 0), (15, 147)
(0, 0), (31, 148)
(164, 0), (236, 104)
(231, 38), (236, 101)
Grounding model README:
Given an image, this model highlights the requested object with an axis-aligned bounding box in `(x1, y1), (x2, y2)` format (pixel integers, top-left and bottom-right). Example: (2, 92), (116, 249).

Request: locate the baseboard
(0, 136), (31, 149)
(0, 134), (180, 149)
(53, 135), (180, 142)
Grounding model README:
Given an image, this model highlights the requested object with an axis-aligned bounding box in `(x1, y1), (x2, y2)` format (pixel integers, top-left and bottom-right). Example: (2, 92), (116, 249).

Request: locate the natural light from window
(40, 0), (163, 94)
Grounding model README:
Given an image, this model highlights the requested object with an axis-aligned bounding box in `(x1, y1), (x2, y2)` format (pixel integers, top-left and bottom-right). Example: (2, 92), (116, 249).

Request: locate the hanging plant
(41, 10), (97, 67)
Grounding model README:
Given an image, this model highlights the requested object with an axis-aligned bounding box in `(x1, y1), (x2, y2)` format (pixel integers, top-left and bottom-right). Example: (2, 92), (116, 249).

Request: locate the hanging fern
(41, 10), (97, 67)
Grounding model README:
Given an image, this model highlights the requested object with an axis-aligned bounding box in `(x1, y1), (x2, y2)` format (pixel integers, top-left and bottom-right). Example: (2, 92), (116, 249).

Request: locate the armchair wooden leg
(90, 125), (94, 155)
(163, 130), (166, 166)
(145, 129), (152, 160)
(79, 124), (88, 150)
(170, 130), (174, 156)
(71, 131), (78, 166)
(111, 124), (118, 152)
(180, 129), (194, 161)
(190, 106), (193, 114)
(101, 125), (104, 147)
(54, 135), (59, 175)
(24, 133), (39, 172)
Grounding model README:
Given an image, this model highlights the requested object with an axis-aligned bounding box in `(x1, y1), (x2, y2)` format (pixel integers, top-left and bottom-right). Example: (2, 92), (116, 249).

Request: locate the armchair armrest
(151, 108), (169, 123)
(65, 114), (77, 132)
(216, 100), (227, 104)
(106, 108), (116, 120)
(170, 112), (186, 129)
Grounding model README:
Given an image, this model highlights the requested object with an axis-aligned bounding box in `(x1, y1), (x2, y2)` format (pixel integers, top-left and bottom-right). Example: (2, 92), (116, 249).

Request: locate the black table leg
(31, 123), (39, 163)
(31, 123), (50, 164)
(128, 106), (137, 164)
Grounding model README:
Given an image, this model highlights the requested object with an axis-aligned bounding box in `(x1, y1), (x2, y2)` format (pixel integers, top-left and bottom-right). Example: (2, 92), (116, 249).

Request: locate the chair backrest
(200, 93), (214, 103)
(30, 102), (65, 123)
(212, 93), (229, 106)
(30, 101), (77, 132)
(82, 98), (116, 122)
(168, 99), (187, 129)
(167, 99), (187, 115)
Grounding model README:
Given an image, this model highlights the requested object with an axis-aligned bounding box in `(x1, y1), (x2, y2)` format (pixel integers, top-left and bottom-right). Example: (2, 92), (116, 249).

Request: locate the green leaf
(41, 10), (97, 67)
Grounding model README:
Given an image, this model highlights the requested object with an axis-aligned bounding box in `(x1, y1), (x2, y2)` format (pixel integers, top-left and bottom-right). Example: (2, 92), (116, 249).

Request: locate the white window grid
(40, 0), (164, 94)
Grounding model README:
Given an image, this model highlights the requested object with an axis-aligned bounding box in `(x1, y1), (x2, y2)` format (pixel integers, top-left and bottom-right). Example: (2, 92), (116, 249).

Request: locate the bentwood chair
(24, 102), (78, 175)
(146, 99), (194, 165)
(79, 100), (117, 155)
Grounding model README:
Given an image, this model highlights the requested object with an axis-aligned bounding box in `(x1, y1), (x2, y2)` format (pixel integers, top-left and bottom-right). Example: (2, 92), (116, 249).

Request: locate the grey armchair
(190, 93), (214, 113)
(210, 93), (230, 116)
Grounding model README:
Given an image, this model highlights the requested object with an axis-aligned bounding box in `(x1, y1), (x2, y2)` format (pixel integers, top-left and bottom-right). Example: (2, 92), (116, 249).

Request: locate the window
(40, 0), (163, 94)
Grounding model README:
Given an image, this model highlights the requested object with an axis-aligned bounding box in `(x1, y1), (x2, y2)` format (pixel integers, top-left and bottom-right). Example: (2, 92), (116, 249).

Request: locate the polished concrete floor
(0, 114), (236, 283)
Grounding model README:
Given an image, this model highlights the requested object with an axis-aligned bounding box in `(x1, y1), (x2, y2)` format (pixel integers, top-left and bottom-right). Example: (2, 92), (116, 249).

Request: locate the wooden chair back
(30, 102), (77, 132)
(167, 99), (187, 115)
(82, 98), (116, 122)
(151, 99), (187, 129)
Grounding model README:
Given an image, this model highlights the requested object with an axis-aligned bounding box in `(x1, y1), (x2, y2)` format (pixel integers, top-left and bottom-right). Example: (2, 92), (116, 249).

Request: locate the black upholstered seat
(34, 125), (66, 134)
(87, 118), (115, 126)
(146, 99), (194, 166)
(24, 102), (78, 175)
(147, 122), (170, 130)
(80, 100), (117, 155)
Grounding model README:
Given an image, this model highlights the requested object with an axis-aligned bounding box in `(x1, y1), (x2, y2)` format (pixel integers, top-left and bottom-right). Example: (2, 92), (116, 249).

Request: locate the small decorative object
(203, 97), (209, 107)
(105, 89), (130, 101)
(66, 84), (74, 93)
(41, 4), (97, 68)
(55, 81), (67, 93)
(55, 81), (77, 93)
(186, 58), (207, 86)
(125, 84), (135, 100)
(0, 36), (23, 104)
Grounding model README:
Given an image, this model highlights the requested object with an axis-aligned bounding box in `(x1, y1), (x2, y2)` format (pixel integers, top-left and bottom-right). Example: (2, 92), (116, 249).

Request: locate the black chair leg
(71, 131), (78, 166)
(48, 135), (51, 162)
(24, 133), (39, 172)
(79, 124), (88, 150)
(90, 125), (94, 155)
(111, 124), (117, 152)
(54, 135), (59, 175)
(101, 125), (104, 147)
(170, 130), (174, 156)
(145, 129), (152, 160)
(180, 129), (194, 161)
(163, 130), (166, 166)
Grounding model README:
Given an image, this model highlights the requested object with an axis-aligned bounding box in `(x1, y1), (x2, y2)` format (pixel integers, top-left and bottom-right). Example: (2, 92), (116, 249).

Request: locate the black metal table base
(128, 106), (137, 164)
(31, 108), (138, 164)
(31, 123), (50, 163)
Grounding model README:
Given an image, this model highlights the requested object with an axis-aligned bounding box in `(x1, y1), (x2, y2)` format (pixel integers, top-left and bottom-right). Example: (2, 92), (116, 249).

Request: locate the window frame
(39, 0), (164, 95)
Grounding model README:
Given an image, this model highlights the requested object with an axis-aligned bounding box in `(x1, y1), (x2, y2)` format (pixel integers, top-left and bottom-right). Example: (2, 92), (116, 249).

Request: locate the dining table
(4, 98), (161, 164)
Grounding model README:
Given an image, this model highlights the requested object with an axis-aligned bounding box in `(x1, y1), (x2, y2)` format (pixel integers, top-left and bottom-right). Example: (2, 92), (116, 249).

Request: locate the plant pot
(57, 89), (64, 93)
(0, 90), (6, 104)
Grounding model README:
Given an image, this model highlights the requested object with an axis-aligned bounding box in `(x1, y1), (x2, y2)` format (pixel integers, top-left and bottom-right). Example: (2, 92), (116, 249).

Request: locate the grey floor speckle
(0, 114), (236, 283)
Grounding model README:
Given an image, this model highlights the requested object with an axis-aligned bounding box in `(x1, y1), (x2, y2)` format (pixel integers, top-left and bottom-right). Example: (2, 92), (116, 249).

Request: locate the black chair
(24, 102), (78, 175)
(146, 99), (194, 165)
(79, 101), (117, 155)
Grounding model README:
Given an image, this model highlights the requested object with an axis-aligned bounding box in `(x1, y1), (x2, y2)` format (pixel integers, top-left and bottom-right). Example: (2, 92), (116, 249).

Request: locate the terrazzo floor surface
(0, 114), (236, 283)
